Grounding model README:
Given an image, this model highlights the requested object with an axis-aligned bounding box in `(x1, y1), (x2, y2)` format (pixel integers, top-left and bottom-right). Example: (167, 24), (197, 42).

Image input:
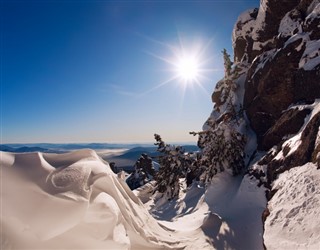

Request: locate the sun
(141, 37), (215, 97)
(176, 55), (200, 82)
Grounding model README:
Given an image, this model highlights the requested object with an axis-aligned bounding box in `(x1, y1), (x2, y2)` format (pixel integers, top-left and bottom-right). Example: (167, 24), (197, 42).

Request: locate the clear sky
(1, 0), (259, 144)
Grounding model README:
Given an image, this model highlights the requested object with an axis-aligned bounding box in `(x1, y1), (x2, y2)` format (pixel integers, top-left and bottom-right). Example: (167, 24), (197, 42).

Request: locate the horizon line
(1, 141), (198, 145)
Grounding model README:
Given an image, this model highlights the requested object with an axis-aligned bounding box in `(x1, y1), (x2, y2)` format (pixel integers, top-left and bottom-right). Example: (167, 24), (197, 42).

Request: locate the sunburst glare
(144, 39), (216, 94)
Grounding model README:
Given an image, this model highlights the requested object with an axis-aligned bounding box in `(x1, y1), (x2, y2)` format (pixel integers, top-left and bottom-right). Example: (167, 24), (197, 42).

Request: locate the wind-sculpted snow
(0, 149), (269, 249)
(0, 150), (185, 249)
(136, 172), (267, 250)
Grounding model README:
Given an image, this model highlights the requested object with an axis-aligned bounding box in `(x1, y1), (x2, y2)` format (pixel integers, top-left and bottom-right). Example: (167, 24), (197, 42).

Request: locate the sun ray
(143, 50), (176, 66)
(139, 32), (217, 104)
(138, 75), (179, 97)
(194, 77), (211, 97)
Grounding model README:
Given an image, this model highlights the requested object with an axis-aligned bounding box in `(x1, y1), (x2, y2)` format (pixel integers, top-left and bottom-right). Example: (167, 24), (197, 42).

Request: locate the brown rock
(262, 108), (312, 150)
(254, 0), (300, 43)
(233, 8), (258, 63)
(244, 38), (307, 147)
(267, 112), (320, 183)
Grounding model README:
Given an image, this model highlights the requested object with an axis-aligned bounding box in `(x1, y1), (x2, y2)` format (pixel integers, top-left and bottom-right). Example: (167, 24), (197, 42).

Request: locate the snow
(0, 150), (185, 249)
(232, 8), (257, 45)
(306, 1), (320, 20)
(252, 0), (267, 41)
(204, 174), (266, 250)
(274, 100), (320, 160)
(95, 148), (128, 158)
(137, 172), (266, 250)
(284, 32), (309, 50)
(279, 12), (301, 37)
(251, 48), (277, 78)
(263, 101), (320, 249)
(1, 149), (267, 249)
(252, 39), (272, 51)
(277, 8), (320, 71)
(264, 163), (320, 250)
(299, 39), (320, 70)
(315, 127), (320, 153)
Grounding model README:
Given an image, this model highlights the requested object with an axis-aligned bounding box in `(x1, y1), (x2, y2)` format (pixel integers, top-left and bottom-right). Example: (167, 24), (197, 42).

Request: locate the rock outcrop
(204, 0), (320, 183)
(239, 0), (320, 151)
(200, 0), (320, 248)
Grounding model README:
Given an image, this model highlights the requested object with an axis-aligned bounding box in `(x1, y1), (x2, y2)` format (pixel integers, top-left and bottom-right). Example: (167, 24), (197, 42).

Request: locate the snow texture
(137, 172), (267, 250)
(232, 8), (257, 45)
(264, 163), (320, 250)
(279, 12), (301, 37)
(252, 48), (277, 78)
(252, 0), (267, 41)
(1, 149), (267, 250)
(274, 100), (320, 160)
(306, 1), (320, 19)
(0, 150), (185, 249)
(299, 39), (320, 70)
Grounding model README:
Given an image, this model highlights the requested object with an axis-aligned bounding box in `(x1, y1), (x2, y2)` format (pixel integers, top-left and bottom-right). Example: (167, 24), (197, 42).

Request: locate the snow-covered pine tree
(190, 49), (247, 184)
(126, 153), (156, 190)
(222, 48), (232, 79)
(154, 134), (192, 199)
(194, 122), (246, 183)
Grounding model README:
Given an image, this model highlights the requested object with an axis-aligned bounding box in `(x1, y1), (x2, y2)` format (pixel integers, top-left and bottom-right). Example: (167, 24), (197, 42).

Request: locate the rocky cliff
(204, 0), (320, 184)
(202, 0), (320, 247)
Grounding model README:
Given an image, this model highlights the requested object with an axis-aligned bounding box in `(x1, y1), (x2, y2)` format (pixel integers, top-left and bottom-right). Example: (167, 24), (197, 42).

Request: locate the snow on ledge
(299, 39), (320, 70)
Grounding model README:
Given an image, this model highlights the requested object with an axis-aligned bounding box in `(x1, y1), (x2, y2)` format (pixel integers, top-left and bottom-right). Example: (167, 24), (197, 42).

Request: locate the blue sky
(1, 0), (259, 144)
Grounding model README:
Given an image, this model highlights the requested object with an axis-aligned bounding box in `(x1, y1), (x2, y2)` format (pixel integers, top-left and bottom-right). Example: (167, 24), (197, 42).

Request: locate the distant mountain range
(0, 145), (63, 153)
(0, 143), (154, 151)
(0, 143), (199, 172)
(1, 143), (197, 152)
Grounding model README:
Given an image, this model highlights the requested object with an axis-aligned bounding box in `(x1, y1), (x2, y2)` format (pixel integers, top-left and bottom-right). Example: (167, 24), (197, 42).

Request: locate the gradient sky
(1, 0), (259, 144)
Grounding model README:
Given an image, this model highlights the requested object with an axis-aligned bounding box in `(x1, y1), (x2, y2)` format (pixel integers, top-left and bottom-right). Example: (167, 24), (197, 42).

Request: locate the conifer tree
(154, 134), (191, 199)
(189, 49), (246, 184)
(126, 153), (156, 190)
(222, 48), (232, 79)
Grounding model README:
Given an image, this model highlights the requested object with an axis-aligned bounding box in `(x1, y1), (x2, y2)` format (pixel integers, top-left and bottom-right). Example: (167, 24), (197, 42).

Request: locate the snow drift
(1, 149), (269, 249)
(0, 150), (185, 249)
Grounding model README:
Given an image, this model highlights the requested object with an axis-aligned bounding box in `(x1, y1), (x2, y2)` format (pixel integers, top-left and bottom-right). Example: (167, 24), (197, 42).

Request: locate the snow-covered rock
(242, 1), (320, 149)
(202, 0), (320, 248)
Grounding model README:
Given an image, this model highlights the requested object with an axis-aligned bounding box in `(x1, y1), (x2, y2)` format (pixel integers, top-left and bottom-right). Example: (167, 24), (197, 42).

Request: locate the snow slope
(264, 163), (320, 250)
(1, 149), (267, 249)
(136, 173), (266, 250)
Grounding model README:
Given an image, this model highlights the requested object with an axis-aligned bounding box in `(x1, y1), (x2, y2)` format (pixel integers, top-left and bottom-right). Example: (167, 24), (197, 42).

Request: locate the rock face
(203, 0), (320, 185)
(200, 1), (320, 248)
(262, 108), (311, 150)
(198, 0), (320, 249)
(239, 0), (320, 150)
(242, 0), (320, 185)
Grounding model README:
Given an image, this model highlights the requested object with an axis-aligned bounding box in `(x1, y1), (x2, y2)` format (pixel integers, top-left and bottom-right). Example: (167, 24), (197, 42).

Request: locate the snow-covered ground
(1, 150), (185, 249)
(2, 148), (319, 249)
(1, 149), (267, 249)
(264, 163), (320, 250)
(136, 173), (266, 250)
